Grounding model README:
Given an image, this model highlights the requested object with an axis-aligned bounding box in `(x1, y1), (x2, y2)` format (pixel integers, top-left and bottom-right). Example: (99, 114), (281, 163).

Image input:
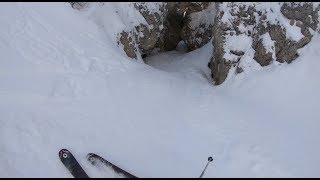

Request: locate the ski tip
(208, 156), (213, 162)
(59, 149), (71, 159)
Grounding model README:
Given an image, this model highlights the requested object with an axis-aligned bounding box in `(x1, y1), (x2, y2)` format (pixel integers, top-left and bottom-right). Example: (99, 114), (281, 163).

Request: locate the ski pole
(199, 156), (213, 178)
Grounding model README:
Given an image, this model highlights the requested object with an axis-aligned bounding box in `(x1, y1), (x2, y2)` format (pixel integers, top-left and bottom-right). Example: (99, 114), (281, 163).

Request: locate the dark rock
(253, 39), (273, 66)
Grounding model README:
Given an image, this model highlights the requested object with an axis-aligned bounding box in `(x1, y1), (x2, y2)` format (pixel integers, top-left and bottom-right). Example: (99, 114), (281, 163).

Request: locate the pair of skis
(59, 148), (213, 178)
(59, 149), (137, 178)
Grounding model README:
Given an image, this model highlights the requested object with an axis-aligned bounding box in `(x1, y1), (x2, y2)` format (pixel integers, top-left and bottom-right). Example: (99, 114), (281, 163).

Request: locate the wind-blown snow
(1, 2), (320, 178)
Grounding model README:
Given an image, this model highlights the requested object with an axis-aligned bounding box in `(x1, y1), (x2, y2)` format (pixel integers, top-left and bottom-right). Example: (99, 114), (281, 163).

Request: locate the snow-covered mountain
(0, 2), (320, 178)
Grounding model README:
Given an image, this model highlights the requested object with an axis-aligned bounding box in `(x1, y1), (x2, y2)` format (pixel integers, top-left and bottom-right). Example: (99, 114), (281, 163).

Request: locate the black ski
(59, 149), (89, 178)
(86, 153), (137, 178)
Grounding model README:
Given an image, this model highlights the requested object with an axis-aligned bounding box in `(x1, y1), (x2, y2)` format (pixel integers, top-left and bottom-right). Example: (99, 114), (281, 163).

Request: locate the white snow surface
(1, 2), (320, 178)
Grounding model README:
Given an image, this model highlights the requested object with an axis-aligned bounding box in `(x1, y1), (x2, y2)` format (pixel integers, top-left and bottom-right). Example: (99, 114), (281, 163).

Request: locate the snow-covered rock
(209, 2), (320, 85)
(180, 2), (215, 51)
(118, 2), (167, 59)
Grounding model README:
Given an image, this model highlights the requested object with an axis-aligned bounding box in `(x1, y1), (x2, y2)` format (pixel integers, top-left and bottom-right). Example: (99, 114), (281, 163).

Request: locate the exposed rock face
(180, 2), (215, 51)
(116, 2), (215, 59)
(208, 3), (230, 85)
(118, 31), (137, 59)
(281, 3), (319, 36)
(118, 2), (167, 59)
(156, 2), (215, 52)
(209, 2), (320, 85)
(156, 2), (184, 52)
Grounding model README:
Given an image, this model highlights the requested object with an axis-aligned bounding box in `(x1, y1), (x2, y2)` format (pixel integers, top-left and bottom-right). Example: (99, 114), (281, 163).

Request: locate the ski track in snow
(0, 2), (320, 178)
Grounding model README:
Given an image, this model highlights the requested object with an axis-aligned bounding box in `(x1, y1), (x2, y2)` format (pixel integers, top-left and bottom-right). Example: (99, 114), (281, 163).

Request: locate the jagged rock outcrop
(155, 2), (183, 52)
(117, 2), (215, 59)
(180, 2), (215, 51)
(156, 2), (215, 52)
(117, 2), (167, 59)
(209, 2), (320, 85)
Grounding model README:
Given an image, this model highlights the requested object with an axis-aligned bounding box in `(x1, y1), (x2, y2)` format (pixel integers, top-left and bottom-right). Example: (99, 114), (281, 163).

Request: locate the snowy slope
(1, 2), (320, 178)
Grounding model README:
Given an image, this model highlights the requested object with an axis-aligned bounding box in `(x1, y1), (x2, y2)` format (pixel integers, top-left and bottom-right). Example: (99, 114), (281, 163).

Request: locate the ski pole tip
(208, 156), (213, 162)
